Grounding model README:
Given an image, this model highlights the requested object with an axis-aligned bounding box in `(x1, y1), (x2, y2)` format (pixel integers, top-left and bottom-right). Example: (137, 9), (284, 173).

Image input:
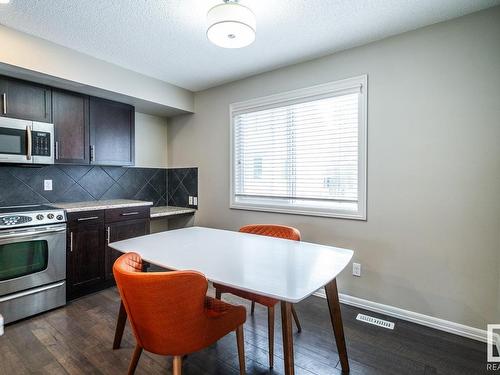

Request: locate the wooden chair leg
(250, 301), (255, 315)
(127, 345), (142, 375)
(236, 325), (246, 375)
(113, 301), (127, 349)
(173, 355), (183, 375)
(215, 289), (221, 300)
(291, 305), (302, 333)
(268, 306), (275, 368)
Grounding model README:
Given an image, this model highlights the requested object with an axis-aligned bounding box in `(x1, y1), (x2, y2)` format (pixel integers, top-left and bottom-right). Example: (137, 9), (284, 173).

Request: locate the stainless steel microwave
(0, 117), (54, 164)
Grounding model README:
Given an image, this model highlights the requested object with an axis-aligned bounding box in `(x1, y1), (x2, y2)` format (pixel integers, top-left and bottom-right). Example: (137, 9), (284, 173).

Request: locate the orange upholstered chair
(113, 252), (247, 375)
(213, 224), (302, 368)
(112, 254), (144, 350)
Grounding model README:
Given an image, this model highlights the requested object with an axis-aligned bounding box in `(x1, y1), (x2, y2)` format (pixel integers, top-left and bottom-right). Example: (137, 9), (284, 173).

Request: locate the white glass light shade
(207, 2), (256, 48)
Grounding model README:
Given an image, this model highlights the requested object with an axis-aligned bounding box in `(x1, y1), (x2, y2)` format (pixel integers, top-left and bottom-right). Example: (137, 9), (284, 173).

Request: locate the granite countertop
(51, 199), (196, 218)
(150, 206), (197, 218)
(52, 199), (153, 213)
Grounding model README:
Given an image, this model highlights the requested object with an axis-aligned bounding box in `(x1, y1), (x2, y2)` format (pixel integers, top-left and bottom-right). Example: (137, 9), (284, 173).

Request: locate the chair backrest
(117, 251), (143, 273)
(113, 252), (209, 355)
(239, 224), (301, 241)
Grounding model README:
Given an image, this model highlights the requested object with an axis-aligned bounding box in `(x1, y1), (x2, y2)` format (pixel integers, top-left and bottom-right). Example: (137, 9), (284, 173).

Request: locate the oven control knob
(47, 213), (54, 219)
(36, 214), (44, 220)
(56, 215), (63, 220)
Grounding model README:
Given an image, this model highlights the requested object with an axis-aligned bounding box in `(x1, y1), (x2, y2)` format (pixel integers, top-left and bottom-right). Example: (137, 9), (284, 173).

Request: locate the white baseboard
(313, 290), (493, 344)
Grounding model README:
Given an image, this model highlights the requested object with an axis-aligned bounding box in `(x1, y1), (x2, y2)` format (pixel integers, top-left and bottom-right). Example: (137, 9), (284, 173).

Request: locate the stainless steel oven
(0, 206), (66, 324)
(0, 117), (54, 164)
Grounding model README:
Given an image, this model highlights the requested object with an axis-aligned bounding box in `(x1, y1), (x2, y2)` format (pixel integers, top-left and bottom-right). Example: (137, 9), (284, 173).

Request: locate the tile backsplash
(0, 165), (198, 209)
(168, 167), (198, 208)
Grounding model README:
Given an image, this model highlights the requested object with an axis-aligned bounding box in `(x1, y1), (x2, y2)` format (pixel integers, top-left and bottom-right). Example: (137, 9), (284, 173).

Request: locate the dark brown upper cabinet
(0, 75), (135, 166)
(89, 97), (135, 166)
(52, 90), (90, 164)
(0, 76), (52, 123)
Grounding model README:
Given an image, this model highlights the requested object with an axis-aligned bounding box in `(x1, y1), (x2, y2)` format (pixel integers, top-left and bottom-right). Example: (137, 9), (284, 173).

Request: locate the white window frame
(229, 75), (367, 220)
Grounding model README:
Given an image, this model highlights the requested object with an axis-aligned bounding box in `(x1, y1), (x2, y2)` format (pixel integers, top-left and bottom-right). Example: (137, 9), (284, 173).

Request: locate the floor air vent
(356, 313), (395, 330)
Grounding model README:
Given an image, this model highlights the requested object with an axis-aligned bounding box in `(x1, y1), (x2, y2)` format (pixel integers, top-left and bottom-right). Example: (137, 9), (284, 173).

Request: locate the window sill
(230, 202), (366, 221)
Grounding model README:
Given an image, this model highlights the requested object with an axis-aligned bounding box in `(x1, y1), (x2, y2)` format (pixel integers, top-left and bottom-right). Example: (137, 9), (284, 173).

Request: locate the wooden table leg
(113, 301), (127, 349)
(268, 306), (275, 368)
(324, 279), (349, 373)
(281, 301), (295, 375)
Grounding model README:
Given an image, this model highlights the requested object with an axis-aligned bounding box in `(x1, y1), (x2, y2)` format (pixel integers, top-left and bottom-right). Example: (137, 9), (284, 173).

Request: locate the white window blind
(230, 76), (367, 219)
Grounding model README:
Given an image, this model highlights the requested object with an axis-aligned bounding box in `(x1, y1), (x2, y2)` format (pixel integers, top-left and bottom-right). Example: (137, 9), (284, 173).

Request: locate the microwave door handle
(26, 125), (32, 161)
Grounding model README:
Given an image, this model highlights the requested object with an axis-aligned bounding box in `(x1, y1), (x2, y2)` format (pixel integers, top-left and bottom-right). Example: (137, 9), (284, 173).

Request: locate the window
(230, 75), (367, 219)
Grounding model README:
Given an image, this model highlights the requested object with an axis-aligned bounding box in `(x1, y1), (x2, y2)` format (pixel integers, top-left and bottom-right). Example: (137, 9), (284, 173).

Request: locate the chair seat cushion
(205, 296), (246, 321)
(201, 296), (246, 352)
(213, 283), (278, 307)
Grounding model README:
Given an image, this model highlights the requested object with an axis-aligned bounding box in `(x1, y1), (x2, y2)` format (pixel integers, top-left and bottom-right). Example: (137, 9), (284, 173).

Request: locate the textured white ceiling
(0, 0), (498, 91)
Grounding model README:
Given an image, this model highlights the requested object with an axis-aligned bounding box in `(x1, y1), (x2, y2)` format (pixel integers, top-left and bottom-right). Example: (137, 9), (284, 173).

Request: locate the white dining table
(109, 226), (354, 374)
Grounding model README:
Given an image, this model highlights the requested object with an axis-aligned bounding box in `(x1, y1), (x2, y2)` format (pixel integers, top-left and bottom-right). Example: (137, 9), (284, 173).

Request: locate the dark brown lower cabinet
(66, 213), (106, 300)
(105, 218), (150, 280)
(66, 206), (150, 300)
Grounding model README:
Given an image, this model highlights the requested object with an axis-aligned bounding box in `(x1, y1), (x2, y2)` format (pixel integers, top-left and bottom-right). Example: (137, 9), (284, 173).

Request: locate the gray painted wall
(167, 7), (500, 329)
(135, 112), (168, 168)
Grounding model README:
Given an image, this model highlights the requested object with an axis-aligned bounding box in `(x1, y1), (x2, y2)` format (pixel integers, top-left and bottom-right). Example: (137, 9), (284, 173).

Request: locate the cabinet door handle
(107, 227), (111, 244)
(77, 216), (99, 222)
(55, 141), (59, 160)
(90, 145), (95, 162)
(121, 212), (139, 216)
(70, 232), (74, 252)
(2, 93), (6, 114)
(44, 90), (48, 118)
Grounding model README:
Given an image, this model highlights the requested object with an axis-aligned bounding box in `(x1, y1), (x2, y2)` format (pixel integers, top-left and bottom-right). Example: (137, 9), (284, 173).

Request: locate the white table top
(109, 226), (353, 303)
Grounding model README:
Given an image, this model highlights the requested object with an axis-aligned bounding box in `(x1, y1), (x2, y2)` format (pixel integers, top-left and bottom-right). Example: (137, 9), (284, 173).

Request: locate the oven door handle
(0, 226), (66, 240)
(0, 281), (65, 303)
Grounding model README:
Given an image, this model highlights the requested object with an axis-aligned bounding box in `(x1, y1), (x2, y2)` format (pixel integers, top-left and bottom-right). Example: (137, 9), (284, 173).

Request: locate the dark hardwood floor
(0, 287), (490, 375)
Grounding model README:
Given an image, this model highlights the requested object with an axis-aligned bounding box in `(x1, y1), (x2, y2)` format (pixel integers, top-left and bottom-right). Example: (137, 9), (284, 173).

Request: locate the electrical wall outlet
(352, 262), (361, 277)
(188, 196), (193, 205)
(44, 179), (53, 191)
(193, 196), (198, 205)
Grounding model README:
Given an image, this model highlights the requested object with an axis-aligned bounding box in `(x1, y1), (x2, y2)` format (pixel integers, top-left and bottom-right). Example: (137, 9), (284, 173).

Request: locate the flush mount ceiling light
(207, 0), (256, 49)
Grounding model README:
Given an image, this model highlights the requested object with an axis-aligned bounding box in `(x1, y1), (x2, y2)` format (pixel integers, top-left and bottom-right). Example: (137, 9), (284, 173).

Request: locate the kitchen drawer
(105, 206), (150, 223)
(67, 210), (105, 226)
